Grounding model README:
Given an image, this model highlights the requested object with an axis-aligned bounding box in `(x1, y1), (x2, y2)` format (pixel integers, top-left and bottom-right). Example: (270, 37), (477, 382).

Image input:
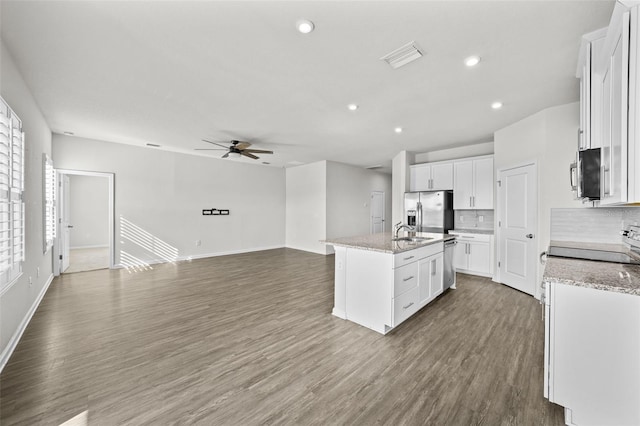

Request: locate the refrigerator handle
(417, 201), (422, 230)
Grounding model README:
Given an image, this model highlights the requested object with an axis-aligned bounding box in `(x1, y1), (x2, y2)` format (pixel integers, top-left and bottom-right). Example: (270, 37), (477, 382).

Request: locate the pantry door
(498, 163), (537, 296)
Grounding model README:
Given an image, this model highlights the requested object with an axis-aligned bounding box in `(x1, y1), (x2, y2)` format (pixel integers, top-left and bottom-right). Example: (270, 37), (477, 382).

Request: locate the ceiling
(1, 1), (615, 172)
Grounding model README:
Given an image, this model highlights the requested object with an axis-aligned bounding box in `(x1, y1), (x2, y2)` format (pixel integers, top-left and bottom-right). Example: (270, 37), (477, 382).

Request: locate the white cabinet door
(429, 253), (444, 299)
(550, 283), (640, 425)
(600, 11), (630, 205)
(418, 256), (432, 305)
(430, 162), (454, 190)
(410, 164), (431, 192)
(418, 252), (444, 305)
(467, 241), (491, 275)
(473, 157), (494, 209)
(453, 160), (473, 209)
(579, 43), (592, 151)
(452, 241), (468, 270)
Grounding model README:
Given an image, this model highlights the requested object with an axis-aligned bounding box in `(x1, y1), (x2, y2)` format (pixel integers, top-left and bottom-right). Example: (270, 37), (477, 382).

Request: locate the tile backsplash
(550, 207), (640, 243)
(454, 209), (494, 230)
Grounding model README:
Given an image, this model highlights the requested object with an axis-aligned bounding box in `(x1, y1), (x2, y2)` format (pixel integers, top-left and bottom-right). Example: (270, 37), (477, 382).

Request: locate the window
(44, 154), (56, 251)
(0, 96), (25, 290)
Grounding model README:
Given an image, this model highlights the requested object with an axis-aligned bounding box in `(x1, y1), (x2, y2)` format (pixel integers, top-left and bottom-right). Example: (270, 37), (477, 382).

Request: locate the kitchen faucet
(394, 222), (415, 238)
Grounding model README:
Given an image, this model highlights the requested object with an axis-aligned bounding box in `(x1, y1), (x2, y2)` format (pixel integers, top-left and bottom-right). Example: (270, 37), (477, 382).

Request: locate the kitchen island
(324, 232), (455, 334)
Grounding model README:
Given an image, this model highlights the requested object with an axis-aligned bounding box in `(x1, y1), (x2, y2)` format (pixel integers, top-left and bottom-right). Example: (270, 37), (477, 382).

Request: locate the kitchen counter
(324, 231), (454, 254)
(449, 228), (494, 235)
(543, 256), (640, 296)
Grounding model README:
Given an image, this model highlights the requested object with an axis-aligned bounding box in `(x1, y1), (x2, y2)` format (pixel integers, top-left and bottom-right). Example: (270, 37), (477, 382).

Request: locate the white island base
(331, 240), (449, 334)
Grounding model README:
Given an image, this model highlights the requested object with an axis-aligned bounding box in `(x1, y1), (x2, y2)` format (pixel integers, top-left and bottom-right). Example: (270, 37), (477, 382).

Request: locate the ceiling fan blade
(240, 151), (259, 160)
(243, 149), (273, 154)
(235, 141), (251, 150)
(202, 139), (230, 149)
(195, 148), (228, 151)
(221, 152), (230, 159)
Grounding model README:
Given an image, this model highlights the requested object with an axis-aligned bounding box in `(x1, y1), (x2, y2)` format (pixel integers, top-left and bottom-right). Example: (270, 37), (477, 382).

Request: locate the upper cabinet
(409, 161), (453, 191)
(578, 2), (640, 205)
(453, 155), (494, 210)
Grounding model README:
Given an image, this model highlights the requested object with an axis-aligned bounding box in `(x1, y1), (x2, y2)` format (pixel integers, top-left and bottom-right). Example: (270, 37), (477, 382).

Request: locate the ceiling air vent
(380, 41), (424, 69)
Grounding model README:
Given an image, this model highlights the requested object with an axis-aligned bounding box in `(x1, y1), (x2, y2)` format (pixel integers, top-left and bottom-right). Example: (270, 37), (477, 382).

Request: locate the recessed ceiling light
(395, 127), (403, 134)
(296, 19), (314, 34)
(63, 131), (74, 136)
(464, 55), (481, 67)
(348, 104), (358, 111)
(491, 101), (503, 110)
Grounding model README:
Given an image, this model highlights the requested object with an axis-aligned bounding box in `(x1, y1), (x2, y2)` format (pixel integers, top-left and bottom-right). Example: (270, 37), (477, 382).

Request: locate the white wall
(326, 161), (392, 253)
(414, 141), (494, 163)
(391, 151), (414, 227)
(0, 41), (54, 369)
(53, 135), (286, 265)
(285, 160), (392, 255)
(68, 175), (110, 248)
(285, 161), (327, 255)
(494, 102), (583, 297)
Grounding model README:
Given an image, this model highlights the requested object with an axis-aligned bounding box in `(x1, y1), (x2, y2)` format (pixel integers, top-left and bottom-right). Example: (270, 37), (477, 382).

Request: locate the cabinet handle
(403, 255), (414, 261)
(473, 196), (475, 207)
(431, 259), (436, 275)
(403, 275), (414, 282)
(469, 196), (472, 207)
(602, 165), (610, 196)
(403, 302), (414, 310)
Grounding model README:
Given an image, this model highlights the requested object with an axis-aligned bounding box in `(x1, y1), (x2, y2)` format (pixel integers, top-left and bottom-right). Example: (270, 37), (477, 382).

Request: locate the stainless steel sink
(392, 236), (433, 243)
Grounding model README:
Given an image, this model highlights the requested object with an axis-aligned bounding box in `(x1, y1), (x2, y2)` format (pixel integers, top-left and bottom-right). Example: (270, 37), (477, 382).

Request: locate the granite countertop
(543, 256), (640, 296)
(324, 232), (455, 254)
(449, 229), (494, 235)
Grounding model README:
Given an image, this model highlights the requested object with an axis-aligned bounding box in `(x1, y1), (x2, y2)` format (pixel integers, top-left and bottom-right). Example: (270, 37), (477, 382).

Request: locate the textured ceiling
(1, 1), (615, 172)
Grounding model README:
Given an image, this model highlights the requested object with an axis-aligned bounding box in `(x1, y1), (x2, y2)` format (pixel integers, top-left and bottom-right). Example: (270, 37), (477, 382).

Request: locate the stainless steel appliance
(569, 148), (601, 201)
(404, 190), (454, 233)
(443, 239), (456, 290)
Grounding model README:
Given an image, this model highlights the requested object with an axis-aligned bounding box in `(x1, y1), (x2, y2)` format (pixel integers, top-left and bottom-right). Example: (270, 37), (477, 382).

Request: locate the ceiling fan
(196, 139), (273, 160)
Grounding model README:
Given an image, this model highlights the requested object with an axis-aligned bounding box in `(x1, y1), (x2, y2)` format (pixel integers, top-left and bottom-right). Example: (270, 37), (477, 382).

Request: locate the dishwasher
(443, 239), (456, 290)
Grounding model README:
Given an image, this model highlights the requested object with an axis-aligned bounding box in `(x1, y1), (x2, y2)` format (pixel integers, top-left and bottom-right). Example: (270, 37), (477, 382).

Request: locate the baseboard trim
(69, 244), (109, 250)
(0, 273), (55, 373)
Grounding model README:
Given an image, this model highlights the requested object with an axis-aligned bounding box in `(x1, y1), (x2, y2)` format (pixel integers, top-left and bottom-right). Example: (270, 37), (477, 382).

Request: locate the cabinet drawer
(394, 261), (419, 297)
(449, 232), (491, 243)
(393, 287), (419, 327)
(393, 242), (443, 268)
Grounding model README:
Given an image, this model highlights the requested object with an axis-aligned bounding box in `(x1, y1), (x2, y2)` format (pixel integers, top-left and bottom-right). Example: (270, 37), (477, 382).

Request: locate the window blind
(44, 155), (56, 250)
(0, 96), (25, 290)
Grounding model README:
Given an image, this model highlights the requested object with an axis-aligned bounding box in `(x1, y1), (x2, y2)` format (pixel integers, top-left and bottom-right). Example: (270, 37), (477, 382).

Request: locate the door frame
(53, 169), (115, 275)
(370, 191), (385, 233)
(495, 160), (539, 296)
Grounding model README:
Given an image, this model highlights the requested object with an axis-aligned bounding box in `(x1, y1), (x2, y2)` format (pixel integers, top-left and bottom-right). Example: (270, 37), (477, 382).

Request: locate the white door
(370, 191), (385, 233)
(60, 173), (71, 272)
(498, 163), (537, 296)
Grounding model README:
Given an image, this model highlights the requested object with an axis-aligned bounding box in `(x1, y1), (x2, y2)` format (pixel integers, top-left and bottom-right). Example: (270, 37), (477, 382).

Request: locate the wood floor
(0, 248), (563, 425)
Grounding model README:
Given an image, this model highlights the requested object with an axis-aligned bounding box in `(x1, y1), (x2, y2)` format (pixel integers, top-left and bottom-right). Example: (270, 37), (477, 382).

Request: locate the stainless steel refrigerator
(404, 190), (454, 233)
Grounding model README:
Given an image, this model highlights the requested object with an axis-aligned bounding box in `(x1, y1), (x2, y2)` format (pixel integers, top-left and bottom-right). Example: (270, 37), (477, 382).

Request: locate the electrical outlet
(478, 215), (484, 222)
(195, 240), (201, 247)
(37, 267), (40, 277)
(29, 276), (33, 286)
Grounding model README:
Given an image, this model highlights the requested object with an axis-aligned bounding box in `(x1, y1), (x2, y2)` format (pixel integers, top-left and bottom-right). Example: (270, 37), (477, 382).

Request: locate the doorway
(54, 169), (115, 275)
(370, 191), (385, 234)
(496, 162), (538, 296)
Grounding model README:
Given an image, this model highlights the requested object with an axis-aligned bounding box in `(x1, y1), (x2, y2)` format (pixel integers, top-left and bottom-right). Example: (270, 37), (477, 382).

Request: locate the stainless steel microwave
(570, 148), (600, 201)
